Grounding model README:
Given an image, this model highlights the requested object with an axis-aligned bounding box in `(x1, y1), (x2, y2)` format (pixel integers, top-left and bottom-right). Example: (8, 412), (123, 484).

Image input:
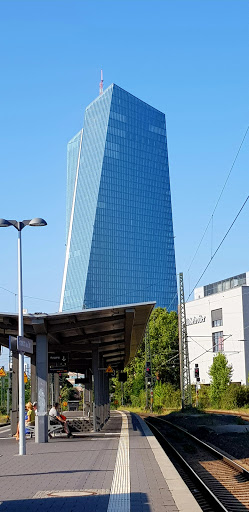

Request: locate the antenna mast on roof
(99, 69), (103, 95)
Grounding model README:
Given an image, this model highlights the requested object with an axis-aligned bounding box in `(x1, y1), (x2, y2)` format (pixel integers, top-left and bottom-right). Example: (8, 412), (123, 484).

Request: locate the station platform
(0, 411), (201, 512)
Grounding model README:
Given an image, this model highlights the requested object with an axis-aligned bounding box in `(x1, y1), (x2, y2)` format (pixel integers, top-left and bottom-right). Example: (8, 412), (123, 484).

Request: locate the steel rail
(155, 417), (249, 479)
(205, 409), (249, 423)
(145, 418), (228, 512)
(146, 417), (249, 512)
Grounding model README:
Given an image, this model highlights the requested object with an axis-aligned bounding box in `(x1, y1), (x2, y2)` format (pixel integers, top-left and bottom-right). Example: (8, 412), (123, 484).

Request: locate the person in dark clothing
(49, 402), (72, 437)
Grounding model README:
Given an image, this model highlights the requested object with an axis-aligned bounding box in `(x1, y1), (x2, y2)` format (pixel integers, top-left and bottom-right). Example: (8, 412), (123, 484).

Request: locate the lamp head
(28, 218), (47, 227)
(0, 219), (11, 227)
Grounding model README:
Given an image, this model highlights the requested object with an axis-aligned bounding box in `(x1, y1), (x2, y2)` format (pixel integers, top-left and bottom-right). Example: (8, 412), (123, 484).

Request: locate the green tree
(149, 308), (179, 387)
(209, 353), (233, 408)
(60, 385), (78, 403)
(111, 307), (180, 408)
(25, 378), (31, 404)
(60, 375), (79, 404)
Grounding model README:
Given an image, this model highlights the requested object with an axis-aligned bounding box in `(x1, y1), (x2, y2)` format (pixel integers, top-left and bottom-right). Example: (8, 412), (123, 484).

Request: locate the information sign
(0, 367), (6, 377)
(9, 336), (17, 351)
(48, 354), (68, 373)
(49, 354), (67, 366)
(49, 368), (68, 374)
(17, 336), (33, 354)
(106, 365), (114, 373)
(75, 377), (90, 384)
(118, 372), (127, 382)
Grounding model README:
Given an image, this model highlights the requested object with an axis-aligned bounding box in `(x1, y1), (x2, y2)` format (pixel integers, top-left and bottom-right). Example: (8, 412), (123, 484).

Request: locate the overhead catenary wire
(186, 195), (249, 302)
(0, 285), (59, 304)
(24, 295), (59, 304)
(187, 124), (249, 273)
(190, 352), (241, 365)
(3, 190), (248, 312)
(189, 342), (240, 365)
(186, 288), (249, 307)
(166, 290), (179, 312)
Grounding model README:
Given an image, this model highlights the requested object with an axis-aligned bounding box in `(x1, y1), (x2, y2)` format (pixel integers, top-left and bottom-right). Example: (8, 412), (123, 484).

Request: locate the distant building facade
(186, 272), (249, 385)
(60, 84), (177, 312)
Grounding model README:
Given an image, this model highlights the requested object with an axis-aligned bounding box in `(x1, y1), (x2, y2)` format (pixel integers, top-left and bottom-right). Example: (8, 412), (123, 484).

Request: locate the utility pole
(178, 272), (192, 409)
(0, 217), (47, 455)
(1, 374), (3, 407)
(7, 350), (12, 417)
(121, 382), (124, 406)
(145, 326), (153, 411)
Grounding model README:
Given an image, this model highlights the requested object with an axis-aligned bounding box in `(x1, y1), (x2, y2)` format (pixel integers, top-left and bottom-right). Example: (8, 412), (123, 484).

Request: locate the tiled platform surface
(0, 411), (201, 512)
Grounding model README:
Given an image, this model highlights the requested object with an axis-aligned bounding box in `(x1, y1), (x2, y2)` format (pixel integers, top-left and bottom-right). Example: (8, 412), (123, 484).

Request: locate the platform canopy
(0, 302), (155, 371)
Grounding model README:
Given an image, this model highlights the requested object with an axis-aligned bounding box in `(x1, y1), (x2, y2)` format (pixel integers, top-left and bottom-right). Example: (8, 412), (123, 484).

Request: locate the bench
(48, 416), (64, 437)
(25, 424), (35, 438)
(25, 416), (64, 439)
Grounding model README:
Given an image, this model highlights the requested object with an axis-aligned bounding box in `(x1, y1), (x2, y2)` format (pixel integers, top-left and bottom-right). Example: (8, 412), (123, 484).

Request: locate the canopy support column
(30, 348), (37, 404)
(11, 350), (19, 436)
(54, 373), (60, 404)
(92, 348), (100, 431)
(35, 334), (48, 443)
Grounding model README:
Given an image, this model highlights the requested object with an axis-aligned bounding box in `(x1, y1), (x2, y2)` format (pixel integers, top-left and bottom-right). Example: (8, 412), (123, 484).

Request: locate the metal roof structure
(0, 302), (155, 371)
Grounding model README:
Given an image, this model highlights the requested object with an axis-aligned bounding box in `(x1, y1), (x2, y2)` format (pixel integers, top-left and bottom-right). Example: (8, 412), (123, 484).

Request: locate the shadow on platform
(131, 413), (152, 436)
(0, 492), (151, 511)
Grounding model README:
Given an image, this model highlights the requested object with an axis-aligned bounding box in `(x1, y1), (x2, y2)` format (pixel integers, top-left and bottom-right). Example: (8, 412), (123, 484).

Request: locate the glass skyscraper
(60, 84), (177, 312)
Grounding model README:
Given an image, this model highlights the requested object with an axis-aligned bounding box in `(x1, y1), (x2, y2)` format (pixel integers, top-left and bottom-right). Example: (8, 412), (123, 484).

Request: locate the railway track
(205, 409), (249, 423)
(145, 416), (249, 511)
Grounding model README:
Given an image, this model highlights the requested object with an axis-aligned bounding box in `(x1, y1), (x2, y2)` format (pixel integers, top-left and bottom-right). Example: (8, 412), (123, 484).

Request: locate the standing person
(49, 402), (72, 437)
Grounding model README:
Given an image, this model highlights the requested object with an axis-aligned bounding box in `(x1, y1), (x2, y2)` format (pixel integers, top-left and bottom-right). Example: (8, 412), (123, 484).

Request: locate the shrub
(197, 386), (211, 409)
(216, 384), (249, 410)
(235, 385), (249, 408)
(153, 382), (181, 409)
(220, 383), (239, 410)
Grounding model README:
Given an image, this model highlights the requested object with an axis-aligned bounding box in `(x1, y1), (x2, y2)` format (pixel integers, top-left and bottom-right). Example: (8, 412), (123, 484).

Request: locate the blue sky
(0, 1), (248, 367)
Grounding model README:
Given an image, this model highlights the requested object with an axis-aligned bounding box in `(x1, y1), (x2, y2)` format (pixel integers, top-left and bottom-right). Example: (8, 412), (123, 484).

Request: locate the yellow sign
(24, 372), (28, 383)
(106, 365), (113, 373)
(0, 368), (6, 377)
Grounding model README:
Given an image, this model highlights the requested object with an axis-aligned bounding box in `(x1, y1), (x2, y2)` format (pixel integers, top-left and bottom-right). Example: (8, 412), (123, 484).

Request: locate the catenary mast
(178, 272), (192, 409)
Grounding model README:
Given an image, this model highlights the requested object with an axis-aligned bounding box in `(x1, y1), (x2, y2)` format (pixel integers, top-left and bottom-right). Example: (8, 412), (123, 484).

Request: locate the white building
(185, 272), (249, 385)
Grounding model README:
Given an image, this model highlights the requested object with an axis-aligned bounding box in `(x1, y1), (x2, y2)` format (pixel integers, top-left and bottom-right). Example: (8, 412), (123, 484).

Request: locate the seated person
(15, 402), (34, 440)
(26, 402), (35, 426)
(25, 409), (28, 434)
(32, 402), (38, 415)
(49, 402), (72, 437)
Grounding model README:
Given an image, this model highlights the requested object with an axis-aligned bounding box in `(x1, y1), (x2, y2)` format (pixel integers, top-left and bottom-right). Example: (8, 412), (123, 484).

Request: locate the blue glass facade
(60, 84), (177, 312)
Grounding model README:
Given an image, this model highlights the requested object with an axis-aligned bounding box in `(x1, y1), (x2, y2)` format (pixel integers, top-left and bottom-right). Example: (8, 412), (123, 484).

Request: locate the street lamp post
(0, 218), (47, 455)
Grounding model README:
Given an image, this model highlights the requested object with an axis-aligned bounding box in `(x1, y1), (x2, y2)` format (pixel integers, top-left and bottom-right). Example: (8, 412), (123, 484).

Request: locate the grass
(115, 405), (180, 415)
(115, 404), (249, 418)
(0, 413), (9, 424)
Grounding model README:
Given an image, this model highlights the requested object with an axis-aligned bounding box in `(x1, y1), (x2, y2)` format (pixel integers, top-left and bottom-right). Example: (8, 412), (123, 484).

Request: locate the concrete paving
(0, 412), (201, 512)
